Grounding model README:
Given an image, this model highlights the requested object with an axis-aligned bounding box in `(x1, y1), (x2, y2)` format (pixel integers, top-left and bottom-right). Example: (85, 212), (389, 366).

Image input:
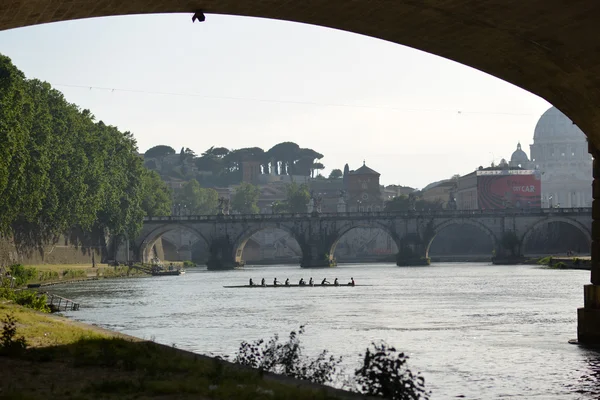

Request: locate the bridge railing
(143, 207), (592, 222)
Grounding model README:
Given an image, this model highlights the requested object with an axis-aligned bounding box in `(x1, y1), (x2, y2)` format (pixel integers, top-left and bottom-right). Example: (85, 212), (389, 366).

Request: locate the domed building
(528, 106), (592, 207)
(509, 143), (532, 168)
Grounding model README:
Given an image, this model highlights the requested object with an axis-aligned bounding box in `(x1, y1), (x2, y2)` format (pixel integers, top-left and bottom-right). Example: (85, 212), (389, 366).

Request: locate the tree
(285, 183), (310, 213)
(311, 162), (325, 178)
(385, 195), (410, 212)
(231, 183), (260, 214)
(0, 54), (151, 253)
(175, 179), (218, 215)
(144, 145), (176, 159)
(140, 170), (172, 218)
(329, 169), (343, 179)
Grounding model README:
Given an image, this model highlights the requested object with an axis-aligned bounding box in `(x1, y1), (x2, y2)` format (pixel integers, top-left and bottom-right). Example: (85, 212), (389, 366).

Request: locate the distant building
(420, 180), (456, 208)
(241, 160), (261, 184)
(529, 107), (592, 207)
(456, 164), (541, 210)
(382, 185), (416, 201)
(345, 162), (384, 212)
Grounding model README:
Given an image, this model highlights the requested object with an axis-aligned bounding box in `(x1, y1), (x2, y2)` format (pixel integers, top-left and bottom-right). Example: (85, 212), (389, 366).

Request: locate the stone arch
(329, 221), (401, 258)
(3, 3), (600, 147)
(231, 223), (303, 265)
(137, 223), (209, 263)
(521, 216), (591, 254)
(425, 219), (498, 258)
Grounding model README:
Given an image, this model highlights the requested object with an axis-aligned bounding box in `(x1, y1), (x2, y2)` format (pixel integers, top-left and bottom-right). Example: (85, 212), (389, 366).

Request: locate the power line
(52, 83), (537, 117)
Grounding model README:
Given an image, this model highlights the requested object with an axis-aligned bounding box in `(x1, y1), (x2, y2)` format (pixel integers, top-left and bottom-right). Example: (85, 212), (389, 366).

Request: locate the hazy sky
(0, 13), (551, 188)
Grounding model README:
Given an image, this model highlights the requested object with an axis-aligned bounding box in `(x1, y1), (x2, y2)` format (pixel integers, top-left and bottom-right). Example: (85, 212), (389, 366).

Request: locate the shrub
(234, 326), (342, 385)
(355, 342), (430, 400)
(62, 269), (86, 279)
(8, 264), (37, 286)
(14, 290), (50, 313)
(183, 261), (196, 268)
(0, 314), (28, 356)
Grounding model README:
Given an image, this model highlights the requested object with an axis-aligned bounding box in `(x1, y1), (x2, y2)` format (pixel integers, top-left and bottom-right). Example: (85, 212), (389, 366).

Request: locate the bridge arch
(231, 223), (303, 265)
(3, 3), (600, 147)
(521, 217), (591, 255)
(329, 221), (401, 260)
(137, 223), (209, 263)
(425, 219), (498, 259)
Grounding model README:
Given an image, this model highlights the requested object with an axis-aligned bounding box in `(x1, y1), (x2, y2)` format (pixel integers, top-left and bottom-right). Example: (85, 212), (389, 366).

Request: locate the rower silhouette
(261, 278), (266, 287)
(299, 278), (306, 286)
(285, 278), (290, 286)
(309, 277), (314, 286)
(321, 278), (330, 285)
(334, 278), (339, 286)
(274, 278), (280, 286)
(249, 278), (254, 286)
(348, 277), (355, 286)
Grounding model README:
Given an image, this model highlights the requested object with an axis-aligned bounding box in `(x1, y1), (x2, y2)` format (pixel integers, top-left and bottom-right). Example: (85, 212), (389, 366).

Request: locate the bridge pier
(300, 241), (336, 268)
(206, 236), (239, 271)
(578, 144), (600, 344)
(396, 243), (430, 267)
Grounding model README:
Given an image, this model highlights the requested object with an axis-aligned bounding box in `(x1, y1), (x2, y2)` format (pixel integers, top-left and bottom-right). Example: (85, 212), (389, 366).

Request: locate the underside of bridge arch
(331, 226), (399, 264)
(4, 2), (600, 147)
(137, 224), (209, 264)
(425, 220), (497, 261)
(521, 219), (591, 257)
(427, 223), (495, 262)
(231, 225), (302, 267)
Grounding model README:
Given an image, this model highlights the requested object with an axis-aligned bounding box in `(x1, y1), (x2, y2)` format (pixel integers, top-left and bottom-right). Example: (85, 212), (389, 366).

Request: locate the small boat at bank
(223, 284), (369, 288)
(152, 269), (185, 276)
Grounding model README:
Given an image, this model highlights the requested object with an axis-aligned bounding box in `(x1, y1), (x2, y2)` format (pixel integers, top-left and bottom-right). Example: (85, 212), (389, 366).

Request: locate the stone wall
(0, 236), (104, 266)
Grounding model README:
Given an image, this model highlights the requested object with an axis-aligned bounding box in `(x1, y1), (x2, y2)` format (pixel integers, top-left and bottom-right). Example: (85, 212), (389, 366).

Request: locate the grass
(0, 303), (352, 399)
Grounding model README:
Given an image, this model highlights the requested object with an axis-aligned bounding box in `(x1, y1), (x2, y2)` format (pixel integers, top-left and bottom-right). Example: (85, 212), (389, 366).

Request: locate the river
(50, 263), (600, 399)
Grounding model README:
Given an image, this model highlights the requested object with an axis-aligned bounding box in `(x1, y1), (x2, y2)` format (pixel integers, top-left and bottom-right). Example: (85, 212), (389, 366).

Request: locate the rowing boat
(223, 284), (370, 288)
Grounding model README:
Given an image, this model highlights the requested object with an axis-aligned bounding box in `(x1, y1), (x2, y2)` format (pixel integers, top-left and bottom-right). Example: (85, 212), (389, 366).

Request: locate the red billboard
(477, 170), (541, 209)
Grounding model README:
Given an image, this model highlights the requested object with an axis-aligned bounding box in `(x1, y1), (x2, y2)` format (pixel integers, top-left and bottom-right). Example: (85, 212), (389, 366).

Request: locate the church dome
(533, 106), (587, 142)
(511, 142), (529, 163)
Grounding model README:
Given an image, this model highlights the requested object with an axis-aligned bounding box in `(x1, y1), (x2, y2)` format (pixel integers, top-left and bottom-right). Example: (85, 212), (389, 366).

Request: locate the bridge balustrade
(143, 207), (592, 222)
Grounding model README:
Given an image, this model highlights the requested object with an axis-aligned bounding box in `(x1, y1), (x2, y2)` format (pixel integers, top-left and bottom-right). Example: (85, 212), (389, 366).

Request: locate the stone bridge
(121, 208), (591, 269)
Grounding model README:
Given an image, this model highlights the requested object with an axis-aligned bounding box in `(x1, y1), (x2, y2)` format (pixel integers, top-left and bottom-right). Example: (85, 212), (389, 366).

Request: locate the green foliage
(0, 54), (151, 252)
(144, 145), (176, 159)
(328, 169), (343, 179)
(537, 256), (553, 265)
(286, 183), (310, 213)
(140, 169), (172, 217)
(385, 195), (411, 212)
(175, 179), (218, 215)
(231, 183), (260, 214)
(9, 264), (37, 286)
(0, 314), (28, 356)
(62, 269), (87, 279)
(270, 183), (310, 213)
(234, 326), (342, 385)
(182, 261), (196, 268)
(355, 342), (430, 400)
(14, 291), (50, 313)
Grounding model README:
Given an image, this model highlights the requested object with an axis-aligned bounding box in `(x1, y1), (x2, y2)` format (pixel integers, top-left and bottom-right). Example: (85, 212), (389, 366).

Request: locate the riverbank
(5, 263), (150, 288)
(525, 256), (591, 270)
(0, 301), (361, 399)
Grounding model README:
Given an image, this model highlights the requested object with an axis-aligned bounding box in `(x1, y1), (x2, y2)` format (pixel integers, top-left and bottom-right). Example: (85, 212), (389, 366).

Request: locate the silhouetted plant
(234, 326), (342, 384)
(0, 314), (28, 356)
(355, 342), (429, 400)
